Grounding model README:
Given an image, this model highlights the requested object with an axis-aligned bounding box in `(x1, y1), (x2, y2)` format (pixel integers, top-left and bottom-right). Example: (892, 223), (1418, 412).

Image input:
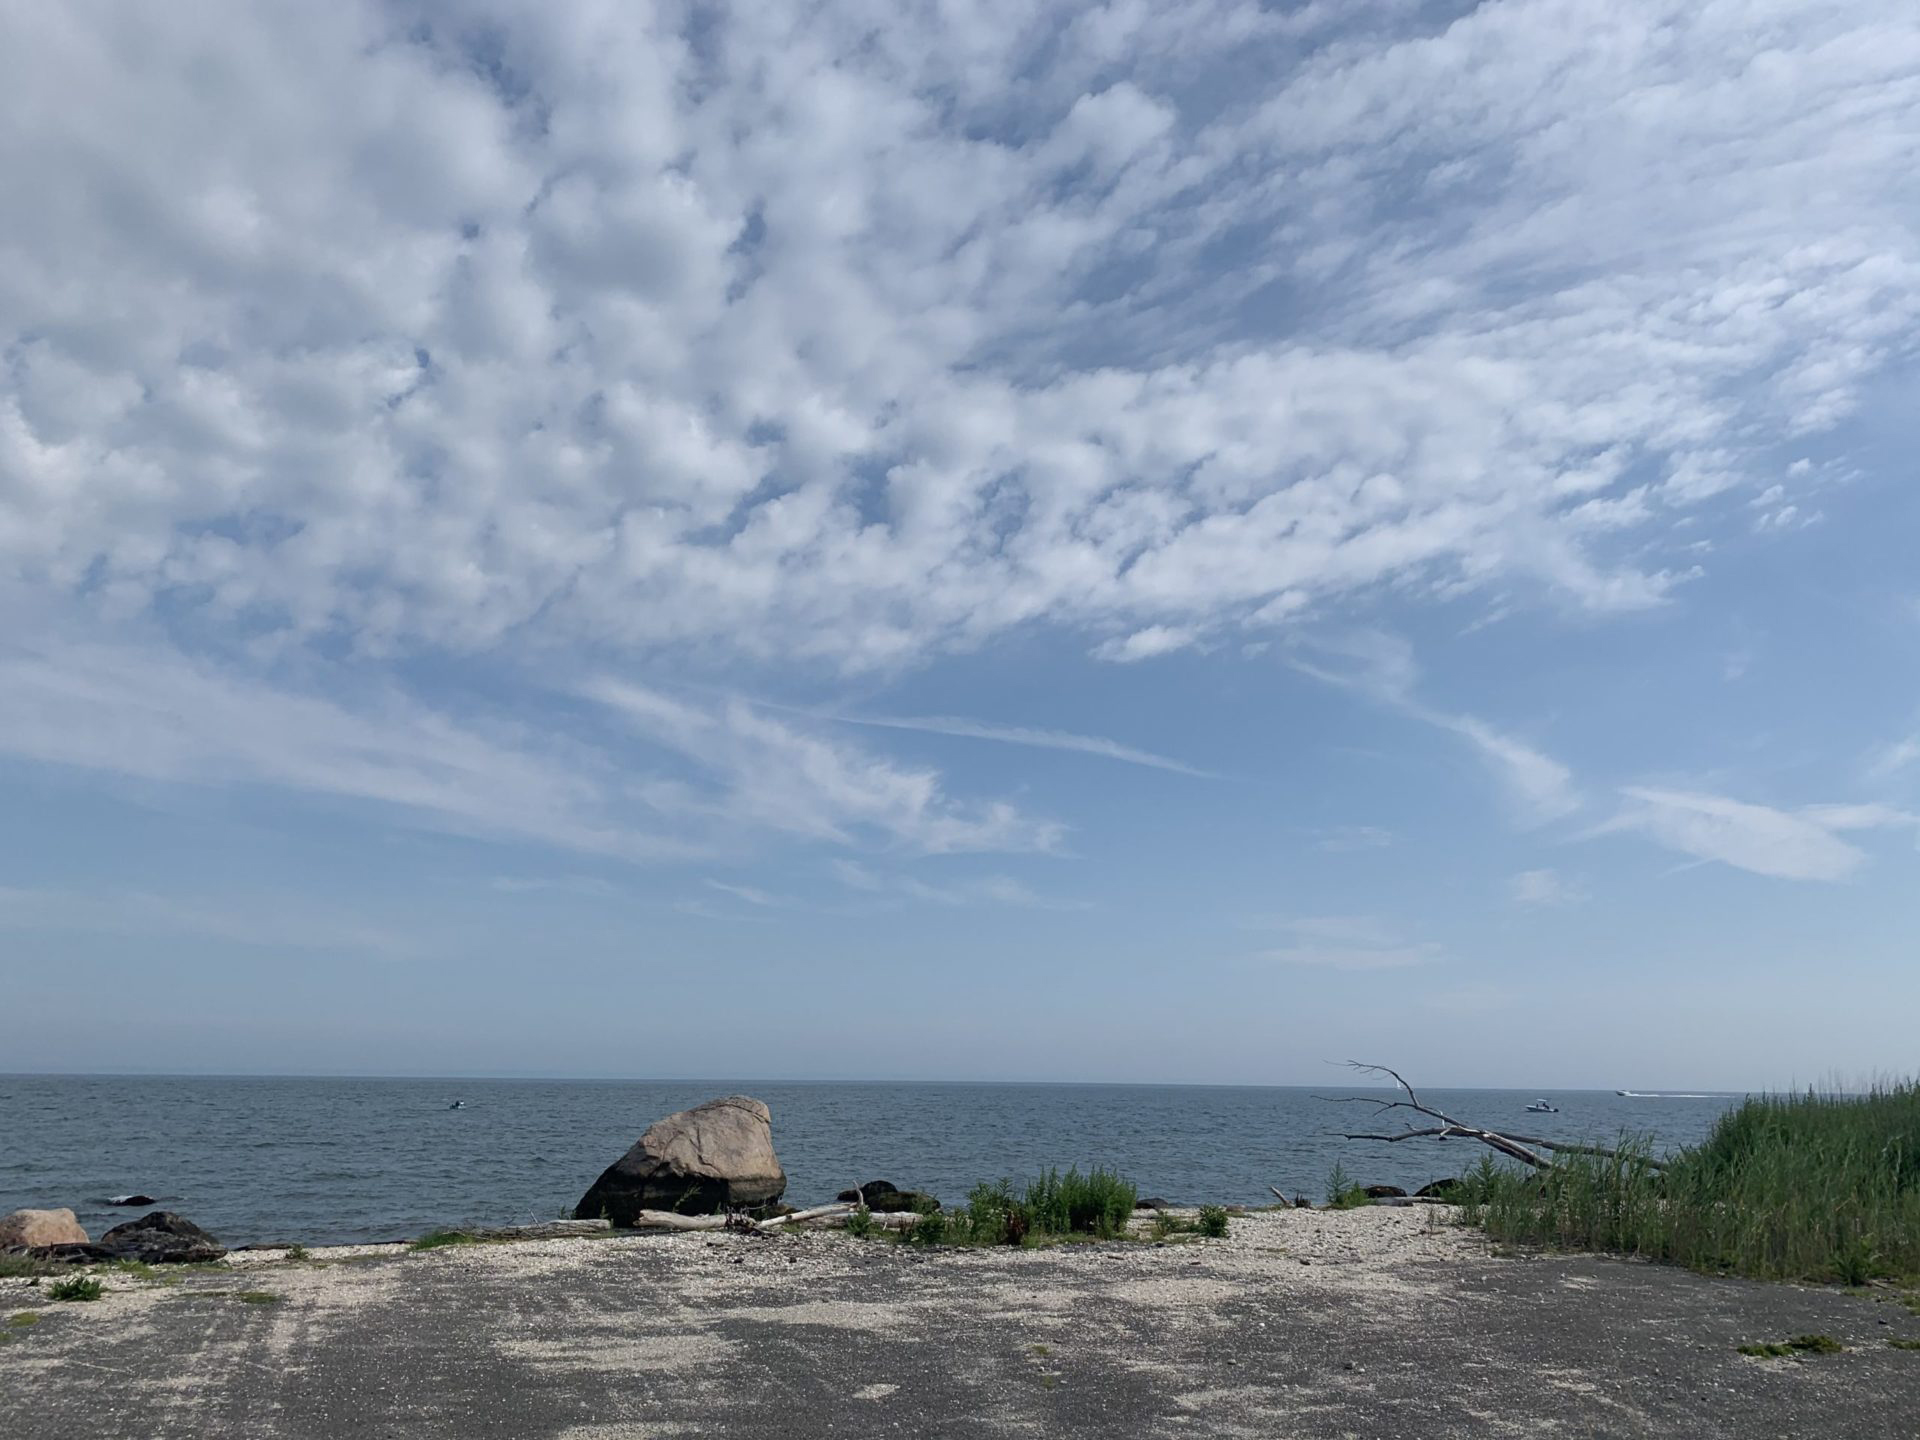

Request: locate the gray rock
(98, 1211), (226, 1263)
(575, 1096), (787, 1225)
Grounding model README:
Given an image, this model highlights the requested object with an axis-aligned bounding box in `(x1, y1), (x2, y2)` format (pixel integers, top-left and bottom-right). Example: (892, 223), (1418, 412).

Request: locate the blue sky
(1, 1), (1916, 1087)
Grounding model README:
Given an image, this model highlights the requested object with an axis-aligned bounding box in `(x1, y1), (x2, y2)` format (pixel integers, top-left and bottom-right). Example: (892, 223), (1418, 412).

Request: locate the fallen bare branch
(1319, 1061), (1667, 1175)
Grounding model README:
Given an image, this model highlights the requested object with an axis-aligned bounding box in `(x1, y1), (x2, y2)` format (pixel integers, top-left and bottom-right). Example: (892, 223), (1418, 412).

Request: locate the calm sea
(0, 1077), (1742, 1247)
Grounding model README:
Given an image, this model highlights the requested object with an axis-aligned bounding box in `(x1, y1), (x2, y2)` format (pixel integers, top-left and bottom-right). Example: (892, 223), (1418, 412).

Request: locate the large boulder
(0, 1208), (88, 1249)
(575, 1096), (786, 1224)
(98, 1211), (226, 1263)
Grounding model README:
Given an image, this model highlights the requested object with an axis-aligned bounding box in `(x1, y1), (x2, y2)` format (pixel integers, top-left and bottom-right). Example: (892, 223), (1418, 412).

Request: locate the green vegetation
(896, 1167), (1138, 1247)
(112, 1259), (157, 1279)
(0, 1255), (54, 1280)
(48, 1277), (103, 1302)
(8, 1312), (39, 1328)
(237, 1291), (282, 1305)
(285, 1244), (310, 1262)
(409, 1230), (481, 1252)
(1737, 1334), (1843, 1358)
(844, 1207), (876, 1239)
(1149, 1205), (1233, 1241)
(1453, 1082), (1920, 1285)
(1322, 1160), (1370, 1210)
(1889, 1338), (1920, 1351)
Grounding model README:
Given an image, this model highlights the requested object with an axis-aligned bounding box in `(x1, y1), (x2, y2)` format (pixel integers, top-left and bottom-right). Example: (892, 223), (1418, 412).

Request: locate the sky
(1, 0), (1916, 1089)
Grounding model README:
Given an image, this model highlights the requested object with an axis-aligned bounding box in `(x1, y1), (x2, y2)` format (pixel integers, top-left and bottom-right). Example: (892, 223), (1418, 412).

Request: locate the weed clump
(409, 1230), (480, 1252)
(900, 1168), (1138, 1247)
(1738, 1334), (1843, 1358)
(48, 1277), (102, 1303)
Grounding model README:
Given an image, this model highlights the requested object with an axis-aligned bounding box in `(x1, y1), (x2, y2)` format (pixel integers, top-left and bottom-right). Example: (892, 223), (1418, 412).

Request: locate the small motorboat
(1524, 1099), (1558, 1113)
(447, 1100), (465, 1110)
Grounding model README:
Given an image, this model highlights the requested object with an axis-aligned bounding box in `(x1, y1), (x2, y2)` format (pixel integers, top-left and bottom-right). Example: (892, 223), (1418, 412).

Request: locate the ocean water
(0, 1076), (1742, 1247)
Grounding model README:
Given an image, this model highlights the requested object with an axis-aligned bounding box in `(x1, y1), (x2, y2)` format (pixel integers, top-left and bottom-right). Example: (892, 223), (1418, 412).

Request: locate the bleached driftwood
(466, 1219), (613, 1240)
(617, 1201), (923, 1234)
(1318, 1062), (1667, 1173)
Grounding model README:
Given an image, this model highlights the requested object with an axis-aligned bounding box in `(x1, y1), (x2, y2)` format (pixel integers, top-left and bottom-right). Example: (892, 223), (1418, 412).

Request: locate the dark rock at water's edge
(1292, 1194), (1313, 1208)
(834, 1180), (937, 1213)
(1415, 1178), (1462, 1199)
(1134, 1197), (1172, 1211)
(99, 1211), (227, 1263)
(575, 1096), (787, 1226)
(105, 1194), (159, 1207)
(1363, 1185), (1408, 1199)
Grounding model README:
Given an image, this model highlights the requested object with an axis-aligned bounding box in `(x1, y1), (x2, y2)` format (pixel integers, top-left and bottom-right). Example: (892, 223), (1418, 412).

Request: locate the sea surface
(0, 1076), (1743, 1247)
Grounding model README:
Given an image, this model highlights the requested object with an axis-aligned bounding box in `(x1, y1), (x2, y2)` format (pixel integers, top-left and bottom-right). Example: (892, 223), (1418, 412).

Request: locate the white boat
(1524, 1098), (1558, 1113)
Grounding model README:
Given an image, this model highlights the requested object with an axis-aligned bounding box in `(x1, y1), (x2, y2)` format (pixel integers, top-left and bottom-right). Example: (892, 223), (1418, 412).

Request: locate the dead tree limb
(1320, 1062), (1666, 1172)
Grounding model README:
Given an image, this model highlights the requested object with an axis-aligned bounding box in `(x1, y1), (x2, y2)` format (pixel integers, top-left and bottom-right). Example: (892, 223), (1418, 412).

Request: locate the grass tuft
(237, 1291), (282, 1305)
(1452, 1082), (1920, 1286)
(1738, 1334), (1843, 1358)
(8, 1312), (39, 1328)
(409, 1230), (480, 1252)
(48, 1277), (103, 1303)
(902, 1168), (1137, 1247)
(1889, 1338), (1920, 1351)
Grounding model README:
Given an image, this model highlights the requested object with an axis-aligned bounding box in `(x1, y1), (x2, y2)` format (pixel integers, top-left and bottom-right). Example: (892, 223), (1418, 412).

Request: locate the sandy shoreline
(7, 1208), (1919, 1438)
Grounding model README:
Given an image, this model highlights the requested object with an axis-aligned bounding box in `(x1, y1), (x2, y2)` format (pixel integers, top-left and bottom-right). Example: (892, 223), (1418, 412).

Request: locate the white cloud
(1255, 915), (1440, 971)
(0, 633), (684, 862)
(1596, 788), (1918, 882)
(832, 711), (1215, 778)
(1313, 825), (1395, 853)
(1093, 626), (1200, 664)
(1292, 631), (1580, 824)
(1867, 735), (1920, 780)
(704, 879), (780, 907)
(584, 679), (1063, 856)
(827, 859), (1085, 910)
(0, 631), (1060, 865)
(1509, 869), (1585, 906)
(2, 0), (1912, 681)
(0, 885), (423, 959)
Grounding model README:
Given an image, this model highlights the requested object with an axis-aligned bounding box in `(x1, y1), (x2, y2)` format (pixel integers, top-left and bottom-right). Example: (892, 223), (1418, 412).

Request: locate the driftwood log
(617, 1201), (923, 1234)
(1318, 1062), (1666, 1172)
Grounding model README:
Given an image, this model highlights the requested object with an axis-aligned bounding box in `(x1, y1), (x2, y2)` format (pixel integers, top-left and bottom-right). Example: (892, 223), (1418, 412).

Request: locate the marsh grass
(0, 1255), (55, 1280)
(409, 1230), (481, 1252)
(903, 1168), (1138, 1247)
(1455, 1082), (1920, 1285)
